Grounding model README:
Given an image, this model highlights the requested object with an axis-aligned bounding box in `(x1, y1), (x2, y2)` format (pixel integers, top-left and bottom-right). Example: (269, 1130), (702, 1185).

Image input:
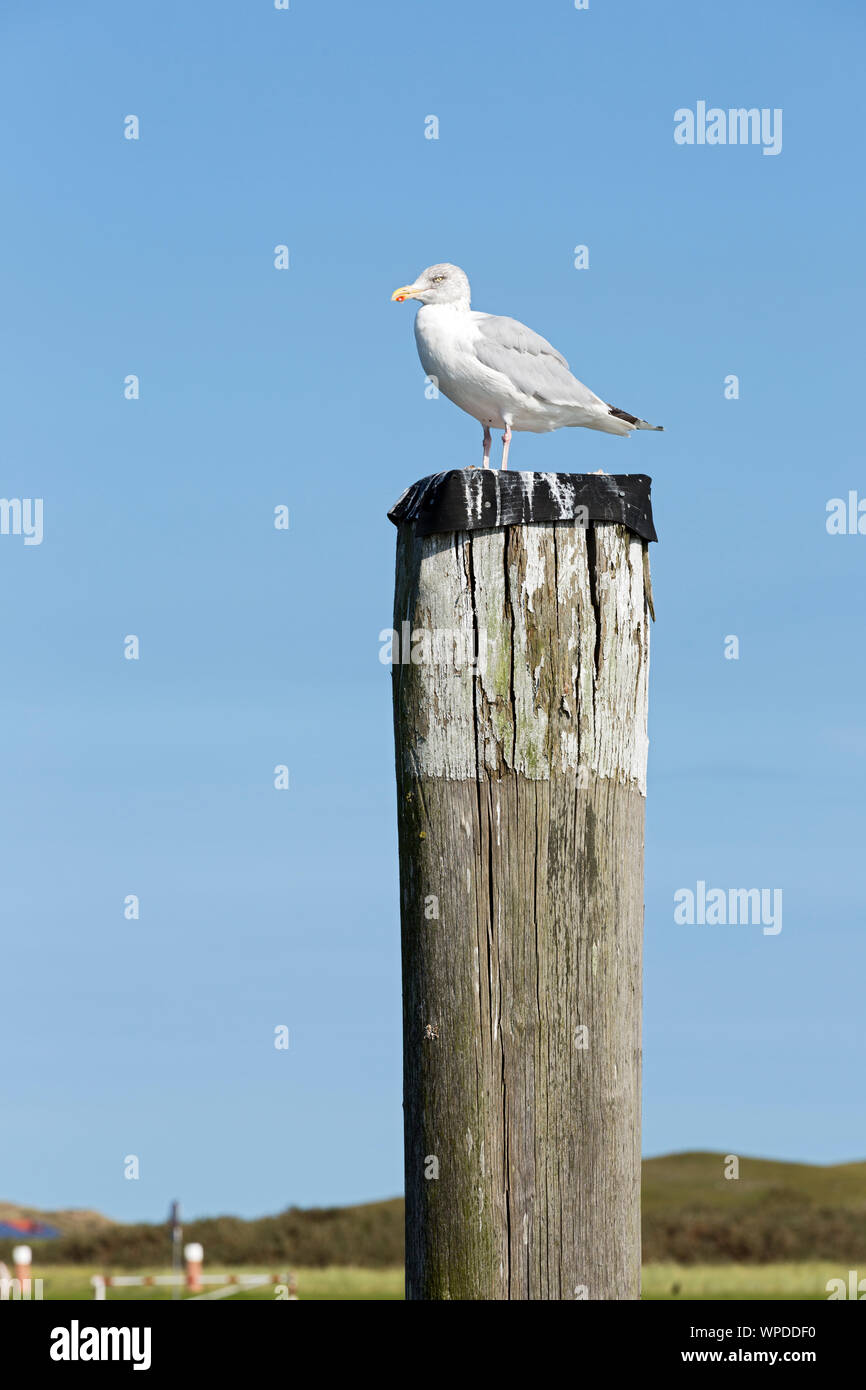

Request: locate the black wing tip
(608, 404), (664, 431)
(608, 404), (640, 425)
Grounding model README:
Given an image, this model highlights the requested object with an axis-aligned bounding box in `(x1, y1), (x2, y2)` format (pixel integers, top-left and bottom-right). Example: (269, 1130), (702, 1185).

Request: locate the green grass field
(641, 1263), (842, 1301)
(19, 1265), (403, 1301)
(14, 1263), (843, 1301)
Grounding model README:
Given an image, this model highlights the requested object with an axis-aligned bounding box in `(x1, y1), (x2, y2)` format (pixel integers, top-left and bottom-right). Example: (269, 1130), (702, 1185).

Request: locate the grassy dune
(642, 1151), (866, 1213)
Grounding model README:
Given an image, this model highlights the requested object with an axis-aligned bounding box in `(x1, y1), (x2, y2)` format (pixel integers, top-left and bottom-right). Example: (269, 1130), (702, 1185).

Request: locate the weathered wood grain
(393, 518), (650, 1301)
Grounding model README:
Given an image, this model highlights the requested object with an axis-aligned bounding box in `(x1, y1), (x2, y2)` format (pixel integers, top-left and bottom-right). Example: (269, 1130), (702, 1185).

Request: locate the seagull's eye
(431, 275), (445, 283)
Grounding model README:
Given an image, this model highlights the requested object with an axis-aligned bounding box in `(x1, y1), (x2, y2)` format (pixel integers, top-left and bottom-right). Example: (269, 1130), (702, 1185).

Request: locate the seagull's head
(391, 263), (471, 308)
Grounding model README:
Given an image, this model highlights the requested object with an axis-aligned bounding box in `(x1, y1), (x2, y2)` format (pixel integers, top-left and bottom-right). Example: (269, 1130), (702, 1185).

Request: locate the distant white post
(12, 1245), (31, 1295)
(184, 1242), (204, 1292)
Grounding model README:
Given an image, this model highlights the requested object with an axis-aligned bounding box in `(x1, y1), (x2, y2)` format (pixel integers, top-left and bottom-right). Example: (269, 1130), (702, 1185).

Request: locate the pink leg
(501, 424), (512, 471)
(482, 426), (492, 469)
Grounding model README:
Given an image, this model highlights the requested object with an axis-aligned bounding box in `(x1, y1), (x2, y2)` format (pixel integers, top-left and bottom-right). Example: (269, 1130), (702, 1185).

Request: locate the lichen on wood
(394, 520), (650, 792)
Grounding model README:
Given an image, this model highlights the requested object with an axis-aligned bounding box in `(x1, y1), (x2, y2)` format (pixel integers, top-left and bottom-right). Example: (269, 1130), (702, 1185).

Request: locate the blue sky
(1, 0), (863, 1222)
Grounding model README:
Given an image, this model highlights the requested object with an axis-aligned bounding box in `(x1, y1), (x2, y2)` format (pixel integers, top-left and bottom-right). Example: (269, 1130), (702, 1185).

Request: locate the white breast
(414, 305), (518, 430)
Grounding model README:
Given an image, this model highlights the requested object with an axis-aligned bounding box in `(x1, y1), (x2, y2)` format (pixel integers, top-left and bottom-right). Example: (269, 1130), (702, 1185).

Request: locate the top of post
(388, 470), (657, 543)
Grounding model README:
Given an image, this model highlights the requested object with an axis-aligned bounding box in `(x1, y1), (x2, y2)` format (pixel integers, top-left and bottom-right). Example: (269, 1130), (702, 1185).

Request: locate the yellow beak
(391, 283), (420, 303)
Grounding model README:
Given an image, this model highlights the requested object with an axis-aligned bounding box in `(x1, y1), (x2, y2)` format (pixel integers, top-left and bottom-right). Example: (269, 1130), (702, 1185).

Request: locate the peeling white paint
(520, 526), (547, 614)
(396, 521), (650, 794)
(559, 730), (580, 770)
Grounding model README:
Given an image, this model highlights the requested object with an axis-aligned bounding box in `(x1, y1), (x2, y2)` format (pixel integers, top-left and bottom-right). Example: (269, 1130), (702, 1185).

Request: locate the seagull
(391, 263), (662, 470)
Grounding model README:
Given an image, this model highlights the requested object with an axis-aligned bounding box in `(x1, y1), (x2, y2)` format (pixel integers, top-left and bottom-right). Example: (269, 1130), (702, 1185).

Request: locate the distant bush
(4, 1189), (865, 1269)
(0, 1199), (405, 1270)
(643, 1195), (866, 1265)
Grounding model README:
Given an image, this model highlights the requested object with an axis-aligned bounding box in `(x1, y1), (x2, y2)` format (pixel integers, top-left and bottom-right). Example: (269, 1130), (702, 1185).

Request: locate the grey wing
(472, 314), (603, 408)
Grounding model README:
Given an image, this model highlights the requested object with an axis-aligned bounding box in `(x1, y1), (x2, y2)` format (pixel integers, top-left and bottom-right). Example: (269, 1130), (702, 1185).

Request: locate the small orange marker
(184, 1242), (204, 1293)
(13, 1245), (32, 1292)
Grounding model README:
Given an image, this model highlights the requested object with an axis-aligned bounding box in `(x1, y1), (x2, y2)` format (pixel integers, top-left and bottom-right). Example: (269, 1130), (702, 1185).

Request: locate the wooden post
(12, 1245), (31, 1295)
(184, 1242), (203, 1292)
(390, 471), (653, 1301)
